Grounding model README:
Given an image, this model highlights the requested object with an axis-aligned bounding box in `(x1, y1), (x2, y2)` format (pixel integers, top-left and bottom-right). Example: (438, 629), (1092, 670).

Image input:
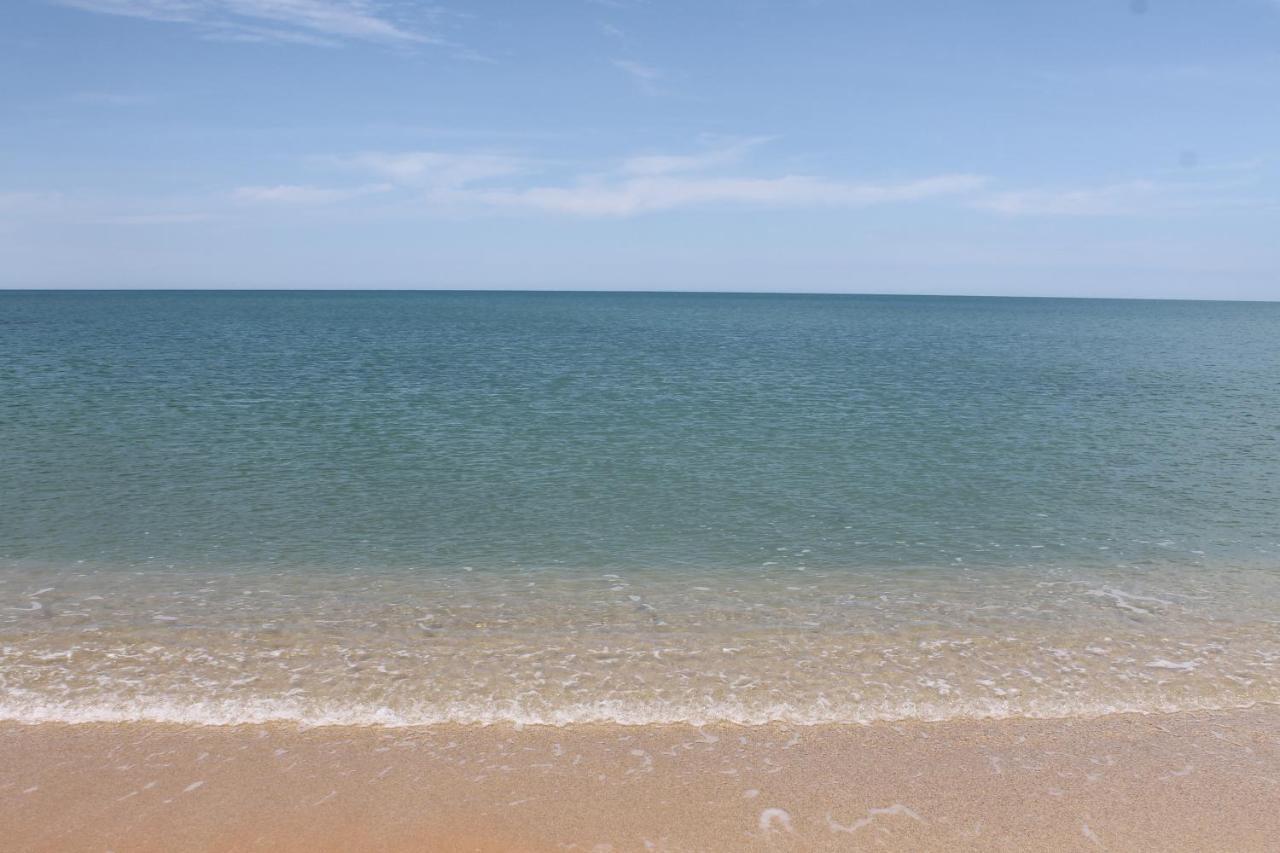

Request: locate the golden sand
(2, 707), (1278, 851)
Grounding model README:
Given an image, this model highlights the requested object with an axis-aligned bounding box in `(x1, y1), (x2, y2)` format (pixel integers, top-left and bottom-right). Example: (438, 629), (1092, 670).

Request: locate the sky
(2, 1), (1279, 298)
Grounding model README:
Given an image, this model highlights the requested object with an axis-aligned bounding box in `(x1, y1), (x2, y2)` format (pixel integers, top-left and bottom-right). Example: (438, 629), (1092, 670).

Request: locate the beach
(3, 293), (1279, 850)
(9, 0), (1280, 844)
(4, 708), (1279, 851)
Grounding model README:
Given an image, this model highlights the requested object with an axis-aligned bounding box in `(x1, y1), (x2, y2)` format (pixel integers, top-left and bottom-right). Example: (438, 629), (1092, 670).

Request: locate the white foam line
(0, 695), (1273, 729)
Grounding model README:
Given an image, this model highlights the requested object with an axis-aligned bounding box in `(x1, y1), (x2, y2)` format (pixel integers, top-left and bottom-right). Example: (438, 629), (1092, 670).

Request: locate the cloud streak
(48, 143), (1241, 226)
(973, 180), (1166, 216)
(449, 173), (986, 217)
(621, 137), (770, 176)
(51, 0), (436, 46)
(234, 140), (992, 217)
(335, 151), (529, 186)
(232, 183), (391, 204)
(19, 137), (1243, 227)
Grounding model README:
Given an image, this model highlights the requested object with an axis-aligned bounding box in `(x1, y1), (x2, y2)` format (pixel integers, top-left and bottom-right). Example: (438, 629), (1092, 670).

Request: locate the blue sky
(3, 1), (1279, 297)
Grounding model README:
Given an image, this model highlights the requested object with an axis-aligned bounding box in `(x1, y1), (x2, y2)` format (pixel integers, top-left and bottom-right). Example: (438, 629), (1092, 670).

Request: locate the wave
(1, 692), (1271, 729)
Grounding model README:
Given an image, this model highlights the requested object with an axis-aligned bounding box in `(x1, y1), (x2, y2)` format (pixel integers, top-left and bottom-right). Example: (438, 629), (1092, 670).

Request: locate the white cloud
(973, 181), (1164, 216)
(621, 137), (770, 176)
(51, 0), (436, 45)
(322, 142), (987, 217)
(613, 59), (662, 95)
(338, 151), (528, 186)
(441, 173), (987, 217)
(232, 183), (391, 204)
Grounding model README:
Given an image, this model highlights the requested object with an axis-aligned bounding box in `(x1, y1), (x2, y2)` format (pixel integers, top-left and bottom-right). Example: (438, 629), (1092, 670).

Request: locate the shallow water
(2, 292), (1278, 725)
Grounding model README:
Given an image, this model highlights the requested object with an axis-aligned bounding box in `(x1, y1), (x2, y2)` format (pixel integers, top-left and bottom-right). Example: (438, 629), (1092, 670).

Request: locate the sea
(2, 291), (1278, 726)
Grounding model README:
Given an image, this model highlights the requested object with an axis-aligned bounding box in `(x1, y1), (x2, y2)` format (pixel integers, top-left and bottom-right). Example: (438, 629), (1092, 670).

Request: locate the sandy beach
(9, 0), (1280, 843)
(3, 706), (1278, 852)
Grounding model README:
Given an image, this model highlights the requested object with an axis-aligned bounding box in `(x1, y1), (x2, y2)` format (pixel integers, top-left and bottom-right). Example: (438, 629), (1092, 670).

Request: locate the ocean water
(2, 291), (1279, 726)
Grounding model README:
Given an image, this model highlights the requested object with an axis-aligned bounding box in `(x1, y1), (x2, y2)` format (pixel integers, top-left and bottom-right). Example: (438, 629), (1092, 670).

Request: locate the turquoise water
(2, 292), (1279, 725)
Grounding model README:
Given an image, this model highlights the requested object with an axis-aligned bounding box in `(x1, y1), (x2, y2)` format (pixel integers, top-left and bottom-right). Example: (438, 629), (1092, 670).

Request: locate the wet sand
(2, 707), (1278, 852)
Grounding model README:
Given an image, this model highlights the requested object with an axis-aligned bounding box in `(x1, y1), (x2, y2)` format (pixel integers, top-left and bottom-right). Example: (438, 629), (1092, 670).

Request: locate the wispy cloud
(973, 181), (1165, 216)
(975, 174), (1276, 217)
(51, 0), (438, 46)
(29, 147), (1250, 227)
(329, 141), (987, 217)
(621, 137), (775, 177)
(450, 173), (986, 217)
(613, 59), (662, 95)
(335, 151), (529, 186)
(232, 183), (391, 204)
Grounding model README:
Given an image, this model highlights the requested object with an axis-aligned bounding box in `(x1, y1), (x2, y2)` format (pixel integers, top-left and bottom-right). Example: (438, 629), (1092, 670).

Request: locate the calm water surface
(2, 292), (1278, 724)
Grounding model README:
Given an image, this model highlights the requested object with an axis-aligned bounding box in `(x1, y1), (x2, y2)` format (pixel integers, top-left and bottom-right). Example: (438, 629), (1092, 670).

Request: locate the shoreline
(0, 699), (1275, 729)
(4, 706), (1278, 851)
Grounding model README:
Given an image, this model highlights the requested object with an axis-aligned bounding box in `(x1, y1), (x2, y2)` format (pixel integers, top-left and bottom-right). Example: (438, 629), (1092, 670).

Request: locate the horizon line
(1, 287), (1277, 304)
